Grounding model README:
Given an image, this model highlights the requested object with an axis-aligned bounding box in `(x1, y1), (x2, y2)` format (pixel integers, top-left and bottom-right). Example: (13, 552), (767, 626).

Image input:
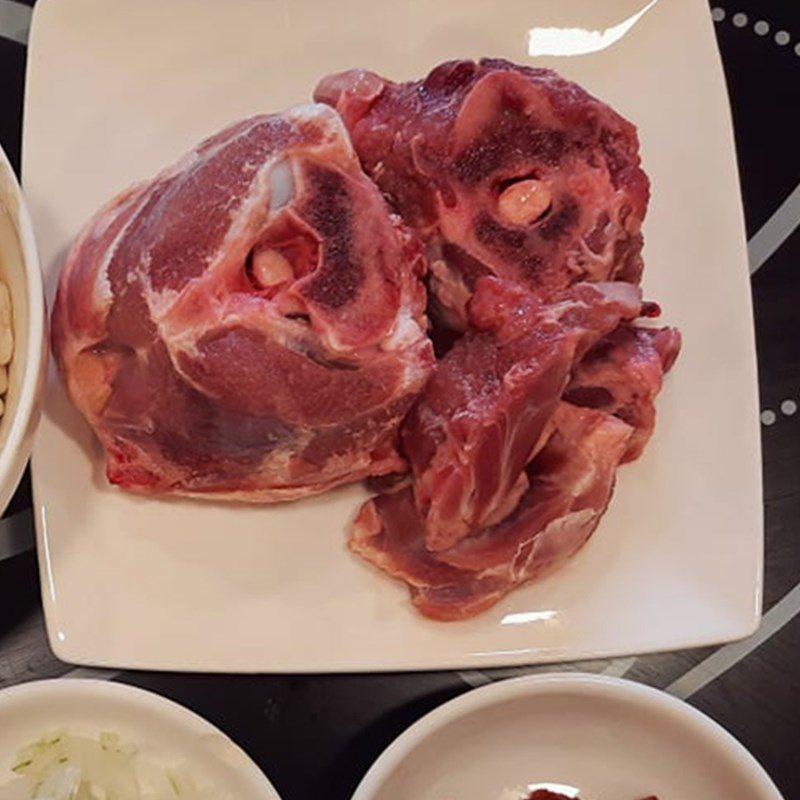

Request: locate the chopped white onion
(0, 732), (225, 800)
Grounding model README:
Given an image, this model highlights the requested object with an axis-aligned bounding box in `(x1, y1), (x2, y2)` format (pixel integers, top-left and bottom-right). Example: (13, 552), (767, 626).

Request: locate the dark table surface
(1, 1), (799, 798)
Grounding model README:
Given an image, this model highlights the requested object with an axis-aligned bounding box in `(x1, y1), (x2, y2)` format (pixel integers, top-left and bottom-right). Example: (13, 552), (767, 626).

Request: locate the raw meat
(350, 403), (632, 621)
(402, 277), (644, 552)
(52, 57), (680, 622)
(316, 58), (649, 327)
(566, 324), (681, 461)
(525, 793), (658, 800)
(51, 105), (434, 500)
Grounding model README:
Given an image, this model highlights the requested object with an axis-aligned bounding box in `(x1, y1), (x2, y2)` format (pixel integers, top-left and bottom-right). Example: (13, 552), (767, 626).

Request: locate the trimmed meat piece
(565, 324), (681, 461)
(316, 58), (649, 327)
(51, 105), (434, 501)
(350, 403), (632, 621)
(403, 277), (644, 552)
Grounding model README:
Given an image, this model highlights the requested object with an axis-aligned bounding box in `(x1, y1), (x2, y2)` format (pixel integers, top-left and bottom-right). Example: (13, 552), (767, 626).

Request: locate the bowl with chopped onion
(0, 679), (281, 800)
(0, 145), (46, 516)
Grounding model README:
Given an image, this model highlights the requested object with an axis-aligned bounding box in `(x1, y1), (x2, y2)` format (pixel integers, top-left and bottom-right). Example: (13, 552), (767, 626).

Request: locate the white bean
(0, 282), (13, 366)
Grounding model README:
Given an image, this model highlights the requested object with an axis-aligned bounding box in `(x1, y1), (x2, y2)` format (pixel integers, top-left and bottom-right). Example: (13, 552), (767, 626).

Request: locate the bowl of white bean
(0, 145), (46, 516)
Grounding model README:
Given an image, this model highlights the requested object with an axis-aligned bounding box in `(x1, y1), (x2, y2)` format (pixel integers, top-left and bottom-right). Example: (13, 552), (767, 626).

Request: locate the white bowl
(353, 673), (784, 800)
(0, 145), (46, 515)
(0, 679), (281, 799)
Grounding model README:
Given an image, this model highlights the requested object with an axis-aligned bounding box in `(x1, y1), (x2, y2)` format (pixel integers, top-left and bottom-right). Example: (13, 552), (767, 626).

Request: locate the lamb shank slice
(51, 105), (434, 501)
(316, 58), (649, 328)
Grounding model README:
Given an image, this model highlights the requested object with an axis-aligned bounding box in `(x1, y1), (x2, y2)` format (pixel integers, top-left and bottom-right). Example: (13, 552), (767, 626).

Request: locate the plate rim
(351, 672), (783, 800)
(35, 589), (761, 672)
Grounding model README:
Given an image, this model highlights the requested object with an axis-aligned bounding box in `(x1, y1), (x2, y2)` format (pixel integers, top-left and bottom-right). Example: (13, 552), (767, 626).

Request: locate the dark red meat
(51, 105), (434, 500)
(525, 793), (658, 800)
(403, 277), (644, 552)
(565, 324), (681, 461)
(350, 403), (632, 621)
(316, 58), (649, 327)
(527, 793), (573, 800)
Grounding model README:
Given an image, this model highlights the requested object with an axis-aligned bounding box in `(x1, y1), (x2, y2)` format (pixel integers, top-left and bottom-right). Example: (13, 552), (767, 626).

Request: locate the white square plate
(25, 0), (761, 671)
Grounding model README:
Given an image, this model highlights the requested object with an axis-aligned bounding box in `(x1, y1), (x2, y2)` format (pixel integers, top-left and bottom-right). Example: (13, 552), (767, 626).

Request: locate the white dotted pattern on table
(712, 6), (797, 54)
(712, 5), (800, 429)
(761, 400), (799, 426)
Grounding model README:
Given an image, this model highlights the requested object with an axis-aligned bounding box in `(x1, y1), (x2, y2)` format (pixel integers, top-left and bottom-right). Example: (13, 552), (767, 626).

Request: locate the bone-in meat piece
(51, 105), (434, 500)
(316, 58), (649, 328)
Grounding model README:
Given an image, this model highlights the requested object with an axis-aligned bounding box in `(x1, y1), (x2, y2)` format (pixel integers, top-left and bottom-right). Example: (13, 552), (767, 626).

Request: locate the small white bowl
(0, 145), (46, 515)
(0, 678), (281, 798)
(353, 673), (783, 800)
